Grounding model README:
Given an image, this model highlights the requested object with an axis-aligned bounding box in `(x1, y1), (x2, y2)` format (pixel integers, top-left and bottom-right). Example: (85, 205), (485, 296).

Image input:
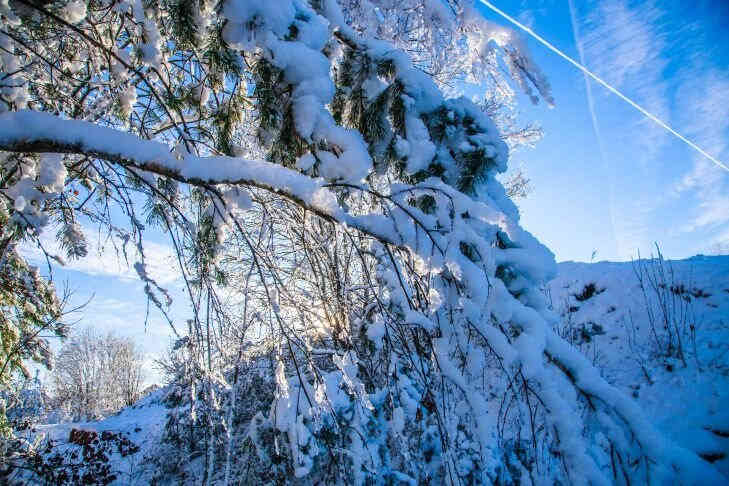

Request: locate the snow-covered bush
(0, 374), (52, 482)
(0, 0), (723, 484)
(7, 428), (141, 486)
(0, 228), (67, 435)
(3, 373), (49, 429)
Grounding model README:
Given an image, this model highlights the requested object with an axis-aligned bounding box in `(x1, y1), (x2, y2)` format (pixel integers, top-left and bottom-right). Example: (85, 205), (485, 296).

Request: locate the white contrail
(478, 0), (729, 173)
(566, 0), (619, 255)
(566, 0), (604, 162)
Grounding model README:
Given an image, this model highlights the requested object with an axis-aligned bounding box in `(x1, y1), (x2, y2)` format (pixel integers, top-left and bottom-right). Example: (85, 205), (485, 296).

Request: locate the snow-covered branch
(0, 110), (403, 242)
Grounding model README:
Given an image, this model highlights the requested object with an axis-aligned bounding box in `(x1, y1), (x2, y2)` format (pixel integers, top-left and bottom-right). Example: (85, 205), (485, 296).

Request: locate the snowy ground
(28, 388), (168, 483)
(28, 255), (729, 483)
(547, 255), (729, 476)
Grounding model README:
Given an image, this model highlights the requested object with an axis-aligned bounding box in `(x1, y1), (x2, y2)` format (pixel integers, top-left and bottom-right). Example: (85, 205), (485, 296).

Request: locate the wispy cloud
(568, 0), (672, 258)
(574, 0), (729, 257)
(20, 226), (181, 285)
(84, 296), (178, 338)
(581, 2), (664, 85)
(580, 0), (671, 161)
(662, 30), (729, 251)
(707, 226), (729, 255)
(673, 70), (729, 235)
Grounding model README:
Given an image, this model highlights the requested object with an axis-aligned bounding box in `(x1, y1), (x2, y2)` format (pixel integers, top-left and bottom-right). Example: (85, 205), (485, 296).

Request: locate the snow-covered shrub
(547, 281), (607, 366)
(0, 231), (67, 435)
(7, 428), (141, 486)
(3, 373), (49, 429)
(0, 374), (52, 483)
(0, 207), (67, 470)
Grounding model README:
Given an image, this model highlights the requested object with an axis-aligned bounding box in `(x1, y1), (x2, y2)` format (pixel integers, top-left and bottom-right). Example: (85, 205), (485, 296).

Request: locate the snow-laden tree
(0, 0), (721, 484)
(334, 0), (553, 105)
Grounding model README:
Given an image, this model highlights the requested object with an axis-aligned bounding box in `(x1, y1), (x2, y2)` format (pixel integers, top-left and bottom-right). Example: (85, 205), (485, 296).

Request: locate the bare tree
(52, 328), (145, 421)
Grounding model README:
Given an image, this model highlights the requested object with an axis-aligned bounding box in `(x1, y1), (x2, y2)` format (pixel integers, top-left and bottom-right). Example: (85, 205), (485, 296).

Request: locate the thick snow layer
(38, 388), (167, 442)
(547, 255), (729, 477)
(0, 110), (345, 219)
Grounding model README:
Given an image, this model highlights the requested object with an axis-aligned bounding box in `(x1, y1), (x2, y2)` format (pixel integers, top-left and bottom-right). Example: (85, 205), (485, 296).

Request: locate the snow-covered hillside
(547, 255), (729, 476)
(18, 255), (729, 484)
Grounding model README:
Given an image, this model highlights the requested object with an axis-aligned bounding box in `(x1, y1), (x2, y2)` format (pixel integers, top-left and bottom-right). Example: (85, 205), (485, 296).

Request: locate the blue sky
(27, 0), (729, 383)
(23, 229), (188, 384)
(480, 0), (729, 262)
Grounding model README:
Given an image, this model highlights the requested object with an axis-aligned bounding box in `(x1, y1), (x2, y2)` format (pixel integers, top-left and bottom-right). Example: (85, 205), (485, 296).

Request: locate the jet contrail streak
(478, 0), (729, 172)
(566, 0), (620, 255)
